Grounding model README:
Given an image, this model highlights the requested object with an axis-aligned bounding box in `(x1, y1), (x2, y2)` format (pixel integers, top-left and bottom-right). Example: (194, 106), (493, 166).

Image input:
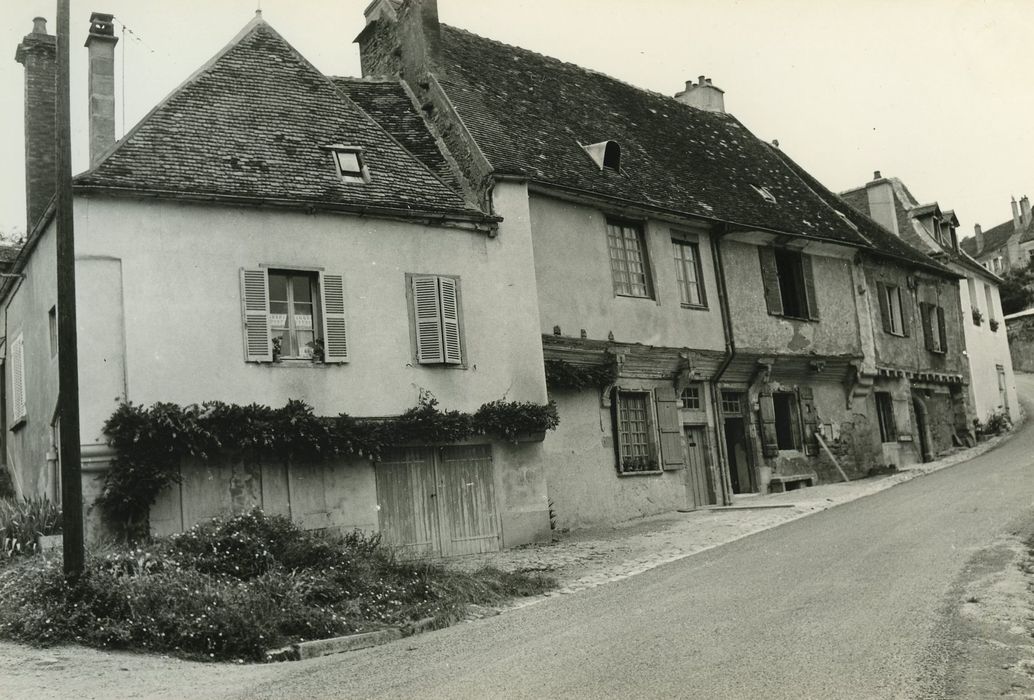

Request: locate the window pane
(292, 276), (313, 304)
(335, 150), (361, 175)
(268, 273), (288, 302)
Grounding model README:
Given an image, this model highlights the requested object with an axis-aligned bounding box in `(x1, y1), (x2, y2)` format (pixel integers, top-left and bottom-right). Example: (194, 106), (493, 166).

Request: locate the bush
(0, 509), (554, 661)
(0, 497), (61, 559)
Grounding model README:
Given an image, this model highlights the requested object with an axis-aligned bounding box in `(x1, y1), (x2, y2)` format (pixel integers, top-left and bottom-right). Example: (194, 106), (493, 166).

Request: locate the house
(5, 12), (555, 555)
(841, 174), (1016, 427)
(352, 0), (975, 529)
(960, 195), (1034, 275)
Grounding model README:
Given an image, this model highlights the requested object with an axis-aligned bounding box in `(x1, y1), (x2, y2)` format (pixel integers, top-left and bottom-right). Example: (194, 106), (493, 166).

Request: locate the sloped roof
(959, 215), (1034, 257)
(431, 25), (878, 246)
(332, 77), (461, 192)
(76, 17), (482, 221)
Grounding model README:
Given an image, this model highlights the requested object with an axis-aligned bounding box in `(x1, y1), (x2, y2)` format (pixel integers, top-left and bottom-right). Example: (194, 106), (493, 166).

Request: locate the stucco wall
(723, 240), (860, 356)
(527, 195), (725, 351)
(959, 276), (1017, 420)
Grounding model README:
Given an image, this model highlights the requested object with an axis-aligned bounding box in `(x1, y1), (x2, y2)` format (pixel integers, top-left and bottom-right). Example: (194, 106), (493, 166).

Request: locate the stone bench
(768, 473), (817, 493)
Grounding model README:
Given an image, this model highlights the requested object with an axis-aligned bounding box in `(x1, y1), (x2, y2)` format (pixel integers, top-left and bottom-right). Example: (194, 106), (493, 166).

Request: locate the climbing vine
(99, 397), (559, 536)
(544, 359), (617, 390)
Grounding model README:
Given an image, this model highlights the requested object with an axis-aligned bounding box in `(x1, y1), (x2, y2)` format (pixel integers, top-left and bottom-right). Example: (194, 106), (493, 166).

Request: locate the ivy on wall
(544, 359), (617, 390)
(99, 397), (559, 537)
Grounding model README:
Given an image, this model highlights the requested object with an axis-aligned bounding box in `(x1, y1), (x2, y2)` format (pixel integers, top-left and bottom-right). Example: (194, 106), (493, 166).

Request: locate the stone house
(959, 195), (1034, 275)
(842, 174), (1016, 427)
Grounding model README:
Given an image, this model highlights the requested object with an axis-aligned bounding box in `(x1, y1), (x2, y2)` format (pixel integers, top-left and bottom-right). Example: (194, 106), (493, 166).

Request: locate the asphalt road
(239, 376), (1034, 700)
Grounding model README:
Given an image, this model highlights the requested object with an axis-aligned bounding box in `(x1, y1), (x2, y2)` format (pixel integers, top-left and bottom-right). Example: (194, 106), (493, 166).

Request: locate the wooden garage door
(376, 445), (500, 557)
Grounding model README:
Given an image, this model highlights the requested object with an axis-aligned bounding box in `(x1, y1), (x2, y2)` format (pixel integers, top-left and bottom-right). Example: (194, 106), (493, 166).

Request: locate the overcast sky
(2, 0), (1031, 241)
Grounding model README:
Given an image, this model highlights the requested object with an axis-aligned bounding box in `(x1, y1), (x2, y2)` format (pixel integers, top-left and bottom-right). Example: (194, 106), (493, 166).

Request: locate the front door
(683, 425), (716, 508)
(376, 445), (501, 557)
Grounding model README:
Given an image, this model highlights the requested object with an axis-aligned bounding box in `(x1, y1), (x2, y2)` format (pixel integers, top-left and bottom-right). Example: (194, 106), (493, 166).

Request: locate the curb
(264, 617), (439, 662)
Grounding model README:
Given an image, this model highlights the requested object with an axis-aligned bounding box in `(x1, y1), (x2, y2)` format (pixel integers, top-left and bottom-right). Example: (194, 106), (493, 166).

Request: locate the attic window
(326, 145), (369, 183)
(583, 140), (622, 171)
(751, 184), (777, 204)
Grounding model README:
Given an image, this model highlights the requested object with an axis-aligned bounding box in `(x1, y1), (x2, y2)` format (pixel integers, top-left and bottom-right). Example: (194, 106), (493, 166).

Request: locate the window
(615, 391), (656, 472)
(875, 392), (896, 443)
(239, 268), (349, 363)
(967, 278), (980, 324)
(758, 247), (818, 320)
(672, 238), (707, 307)
(993, 257), (1003, 273)
(680, 384), (701, 410)
(607, 220), (652, 298)
(919, 302), (948, 354)
(327, 145), (369, 183)
(582, 140), (621, 171)
(10, 333), (25, 424)
(772, 392), (801, 450)
(876, 282), (908, 336)
(48, 306), (57, 358)
(409, 274), (463, 365)
(720, 390), (742, 415)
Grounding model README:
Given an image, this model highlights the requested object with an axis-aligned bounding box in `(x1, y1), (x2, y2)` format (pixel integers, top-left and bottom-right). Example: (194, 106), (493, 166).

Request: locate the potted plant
(971, 308), (983, 325)
(989, 318), (1000, 332)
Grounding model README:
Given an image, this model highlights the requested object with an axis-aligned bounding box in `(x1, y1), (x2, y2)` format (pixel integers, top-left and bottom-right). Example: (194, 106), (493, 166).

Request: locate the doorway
(375, 444), (501, 557)
(912, 397), (932, 462)
(683, 425), (716, 507)
(721, 390), (755, 493)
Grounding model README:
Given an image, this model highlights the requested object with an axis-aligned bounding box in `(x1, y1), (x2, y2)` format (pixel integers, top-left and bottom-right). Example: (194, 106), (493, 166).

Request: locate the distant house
(960, 195), (1034, 275)
(5, 12), (552, 555)
(354, 0), (974, 529)
(841, 174), (1016, 426)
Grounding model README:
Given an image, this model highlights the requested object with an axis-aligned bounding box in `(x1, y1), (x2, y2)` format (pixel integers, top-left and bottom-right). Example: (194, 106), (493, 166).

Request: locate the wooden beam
(815, 432), (850, 483)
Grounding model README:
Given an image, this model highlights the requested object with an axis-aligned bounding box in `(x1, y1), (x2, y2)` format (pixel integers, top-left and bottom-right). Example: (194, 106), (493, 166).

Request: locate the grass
(0, 509), (554, 662)
(0, 496), (61, 559)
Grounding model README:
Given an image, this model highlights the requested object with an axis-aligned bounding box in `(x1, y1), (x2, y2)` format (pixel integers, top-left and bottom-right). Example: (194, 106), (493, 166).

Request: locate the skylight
(325, 144), (369, 183)
(582, 141), (621, 171)
(751, 184), (777, 204)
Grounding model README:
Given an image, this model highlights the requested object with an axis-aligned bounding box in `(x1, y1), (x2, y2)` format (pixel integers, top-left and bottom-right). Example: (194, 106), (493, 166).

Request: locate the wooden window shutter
(758, 247), (783, 316)
(876, 283), (892, 333)
(799, 386), (818, 456)
(413, 275), (444, 364)
(920, 302), (933, 351)
(654, 387), (685, 470)
(936, 306), (947, 352)
(438, 277), (462, 365)
(11, 334), (25, 421)
(758, 388), (779, 458)
(802, 254), (819, 320)
(320, 273), (349, 363)
(240, 268), (273, 362)
(900, 293), (912, 337)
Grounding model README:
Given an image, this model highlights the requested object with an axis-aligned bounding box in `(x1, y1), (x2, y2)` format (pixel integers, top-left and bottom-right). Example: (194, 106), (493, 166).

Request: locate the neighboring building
(354, 0), (974, 529)
(959, 195), (1034, 275)
(5, 13), (553, 554)
(842, 174), (1017, 425)
(1005, 308), (1034, 373)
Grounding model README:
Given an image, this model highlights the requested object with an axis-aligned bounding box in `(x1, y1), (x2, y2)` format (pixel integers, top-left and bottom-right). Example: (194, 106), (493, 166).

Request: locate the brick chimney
(974, 223), (984, 254)
(14, 17), (58, 231)
(864, 170), (899, 237)
(1021, 195), (1032, 228)
(674, 75), (725, 113)
(85, 12), (118, 168)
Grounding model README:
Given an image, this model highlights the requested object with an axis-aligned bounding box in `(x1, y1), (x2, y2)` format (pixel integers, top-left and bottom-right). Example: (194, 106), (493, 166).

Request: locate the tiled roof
(76, 18), (482, 221)
(332, 78), (461, 192)
(959, 216), (1034, 257)
(432, 25), (880, 247)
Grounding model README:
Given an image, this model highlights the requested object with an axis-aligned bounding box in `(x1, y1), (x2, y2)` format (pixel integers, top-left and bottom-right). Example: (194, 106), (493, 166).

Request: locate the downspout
(709, 224), (736, 505)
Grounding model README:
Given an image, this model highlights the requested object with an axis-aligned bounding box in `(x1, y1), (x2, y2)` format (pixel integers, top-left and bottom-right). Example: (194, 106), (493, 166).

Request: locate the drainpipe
(709, 224), (736, 505)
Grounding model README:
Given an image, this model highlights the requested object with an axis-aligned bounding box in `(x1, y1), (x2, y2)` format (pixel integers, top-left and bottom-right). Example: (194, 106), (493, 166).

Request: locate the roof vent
(750, 184), (776, 204)
(324, 144), (370, 183)
(582, 140), (621, 171)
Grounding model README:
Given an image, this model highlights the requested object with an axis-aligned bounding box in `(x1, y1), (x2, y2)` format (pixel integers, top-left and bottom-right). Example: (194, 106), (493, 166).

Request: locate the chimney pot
(675, 74), (725, 113)
(1012, 196), (1022, 231)
(1021, 195), (1032, 227)
(31, 17), (48, 34)
(698, 74), (706, 85)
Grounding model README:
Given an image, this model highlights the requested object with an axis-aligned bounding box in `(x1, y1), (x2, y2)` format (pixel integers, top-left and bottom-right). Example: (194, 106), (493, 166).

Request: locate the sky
(1, 0), (1031, 241)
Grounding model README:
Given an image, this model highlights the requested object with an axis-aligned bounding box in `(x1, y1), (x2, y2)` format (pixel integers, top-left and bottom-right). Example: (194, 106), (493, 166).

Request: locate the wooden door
(683, 426), (716, 508)
(375, 447), (440, 556)
(438, 445), (500, 556)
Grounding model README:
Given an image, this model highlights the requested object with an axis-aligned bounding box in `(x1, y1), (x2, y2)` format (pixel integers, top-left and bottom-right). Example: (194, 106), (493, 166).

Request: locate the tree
(999, 258), (1034, 315)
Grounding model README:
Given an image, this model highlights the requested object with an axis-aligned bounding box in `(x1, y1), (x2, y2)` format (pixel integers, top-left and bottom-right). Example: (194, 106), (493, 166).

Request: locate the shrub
(0, 497), (61, 559)
(982, 408), (1013, 436)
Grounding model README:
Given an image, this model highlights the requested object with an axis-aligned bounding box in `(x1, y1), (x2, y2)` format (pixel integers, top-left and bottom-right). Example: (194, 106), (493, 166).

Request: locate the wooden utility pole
(55, 0), (85, 578)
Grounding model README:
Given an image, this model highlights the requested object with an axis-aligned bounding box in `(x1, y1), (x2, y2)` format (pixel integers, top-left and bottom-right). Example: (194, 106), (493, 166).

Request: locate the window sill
(614, 293), (656, 301)
(680, 303), (709, 311)
(9, 416), (26, 433)
(261, 360), (334, 369)
(772, 313), (817, 323)
(617, 469), (664, 477)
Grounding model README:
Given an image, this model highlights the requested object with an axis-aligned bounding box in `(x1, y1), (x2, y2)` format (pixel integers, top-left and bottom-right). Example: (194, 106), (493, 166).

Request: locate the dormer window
(582, 140), (621, 171)
(751, 184), (777, 204)
(325, 144), (369, 183)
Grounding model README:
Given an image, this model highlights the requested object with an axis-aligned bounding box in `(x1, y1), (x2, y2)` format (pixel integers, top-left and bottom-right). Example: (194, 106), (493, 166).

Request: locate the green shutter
(655, 387), (685, 470)
(759, 389), (779, 458)
(936, 306), (947, 352)
(802, 254), (819, 320)
(876, 282), (892, 333)
(758, 247), (783, 316)
(240, 268), (272, 362)
(920, 302), (934, 351)
(320, 273), (349, 363)
(438, 277), (462, 365)
(799, 386), (818, 456)
(413, 275), (444, 364)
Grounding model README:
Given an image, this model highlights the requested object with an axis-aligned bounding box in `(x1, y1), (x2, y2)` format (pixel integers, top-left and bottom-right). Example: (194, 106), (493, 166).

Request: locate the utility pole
(55, 0), (85, 578)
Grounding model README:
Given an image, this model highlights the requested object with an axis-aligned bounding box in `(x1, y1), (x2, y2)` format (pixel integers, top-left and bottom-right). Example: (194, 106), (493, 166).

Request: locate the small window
(984, 284), (996, 323)
(878, 283), (907, 336)
(760, 247), (817, 320)
(607, 220), (652, 298)
(720, 390), (742, 415)
(751, 184), (777, 204)
(409, 274), (464, 365)
(327, 145), (368, 183)
(875, 392), (896, 443)
(772, 392), (800, 450)
(672, 238), (707, 308)
(583, 140), (621, 171)
(920, 302), (948, 354)
(48, 306), (57, 358)
(615, 391), (657, 473)
(680, 384), (702, 410)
